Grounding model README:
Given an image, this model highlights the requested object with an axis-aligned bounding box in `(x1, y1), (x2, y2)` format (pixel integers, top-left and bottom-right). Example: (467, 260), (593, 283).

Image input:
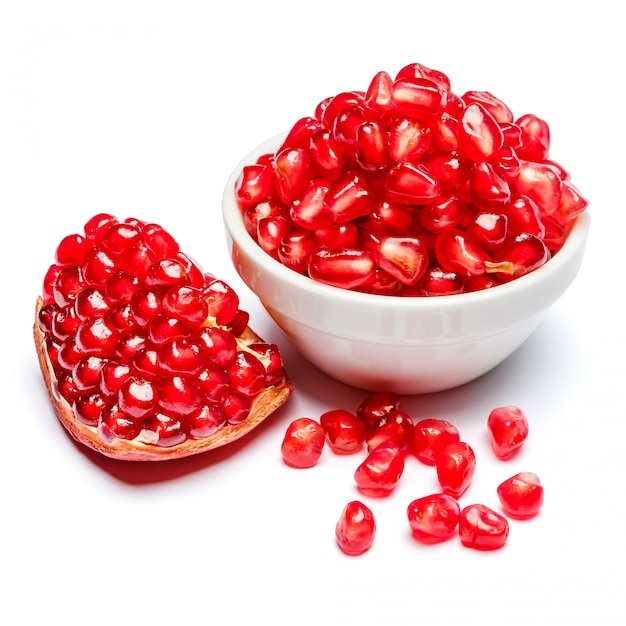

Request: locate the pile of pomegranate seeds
(235, 62), (589, 295)
(34, 214), (291, 460)
(280, 393), (543, 554)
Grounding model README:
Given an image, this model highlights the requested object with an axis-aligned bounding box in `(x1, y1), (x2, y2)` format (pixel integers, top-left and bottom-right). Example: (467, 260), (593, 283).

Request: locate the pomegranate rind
(34, 297), (292, 461)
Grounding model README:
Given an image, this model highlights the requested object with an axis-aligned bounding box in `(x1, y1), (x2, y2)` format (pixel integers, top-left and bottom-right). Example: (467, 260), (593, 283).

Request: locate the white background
(1, 2), (624, 624)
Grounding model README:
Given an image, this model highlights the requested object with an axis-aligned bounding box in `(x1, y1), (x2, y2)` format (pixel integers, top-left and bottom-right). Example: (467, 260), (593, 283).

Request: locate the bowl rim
(222, 132), (591, 313)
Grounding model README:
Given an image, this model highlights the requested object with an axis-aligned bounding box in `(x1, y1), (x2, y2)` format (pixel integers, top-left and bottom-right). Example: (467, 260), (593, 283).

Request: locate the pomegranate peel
(33, 215), (292, 461)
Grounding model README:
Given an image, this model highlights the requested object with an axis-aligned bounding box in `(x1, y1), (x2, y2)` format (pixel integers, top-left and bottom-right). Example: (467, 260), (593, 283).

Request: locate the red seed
(335, 500), (376, 556)
(435, 441), (476, 498)
(458, 504), (509, 551)
(281, 417), (326, 468)
(487, 406), (529, 460)
(354, 441), (405, 496)
(497, 472), (544, 519)
(407, 493), (461, 543)
(411, 418), (461, 465)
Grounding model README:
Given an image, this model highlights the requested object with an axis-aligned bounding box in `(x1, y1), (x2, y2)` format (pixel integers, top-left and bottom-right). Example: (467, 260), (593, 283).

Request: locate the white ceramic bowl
(222, 134), (590, 395)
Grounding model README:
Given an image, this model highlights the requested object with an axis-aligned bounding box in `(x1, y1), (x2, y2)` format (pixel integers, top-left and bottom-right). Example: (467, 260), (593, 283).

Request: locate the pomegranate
(235, 61), (589, 295)
(34, 214), (292, 461)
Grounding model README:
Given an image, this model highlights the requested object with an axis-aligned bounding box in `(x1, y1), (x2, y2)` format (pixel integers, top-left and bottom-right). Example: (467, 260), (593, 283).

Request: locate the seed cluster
(236, 62), (589, 295)
(37, 214), (287, 452)
(281, 391), (543, 554)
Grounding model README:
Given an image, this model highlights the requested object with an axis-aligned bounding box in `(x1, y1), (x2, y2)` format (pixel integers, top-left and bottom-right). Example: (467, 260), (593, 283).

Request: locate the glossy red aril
(407, 493), (461, 543)
(487, 405), (529, 459)
(235, 62), (588, 297)
(458, 504), (509, 551)
(356, 390), (402, 433)
(335, 500), (376, 556)
(497, 472), (544, 519)
(308, 247), (375, 289)
(280, 417), (326, 468)
(34, 214), (292, 461)
(354, 441), (405, 496)
(320, 409), (366, 454)
(436, 441), (476, 498)
(411, 418), (461, 465)
(365, 408), (414, 451)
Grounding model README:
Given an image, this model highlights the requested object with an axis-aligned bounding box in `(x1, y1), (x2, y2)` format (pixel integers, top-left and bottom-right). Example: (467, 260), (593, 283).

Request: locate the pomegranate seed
(335, 500), (376, 556)
(277, 231), (316, 274)
(308, 248), (375, 290)
(458, 504), (509, 551)
(396, 62), (451, 91)
(281, 116), (323, 150)
(281, 417), (326, 468)
(469, 161), (512, 209)
(289, 179), (334, 231)
(458, 103), (504, 162)
(497, 472), (544, 519)
(370, 236), (429, 286)
(487, 406), (529, 460)
(513, 161), (562, 216)
(228, 351), (267, 397)
(355, 121), (389, 172)
(384, 162), (439, 204)
(505, 194), (545, 238)
(391, 77), (446, 120)
(365, 408), (414, 451)
(309, 129), (345, 181)
(257, 215), (290, 258)
(273, 146), (312, 204)
(315, 223), (358, 249)
(157, 376), (203, 418)
(365, 70), (394, 116)
(491, 232), (550, 281)
(468, 212), (509, 250)
(422, 195), (467, 233)
(411, 418), (460, 465)
(461, 90), (514, 124)
(354, 441), (405, 497)
(435, 441), (476, 498)
(516, 113), (551, 161)
(144, 412), (187, 448)
(416, 266), (465, 296)
(356, 390), (402, 433)
(55, 233), (93, 266)
(187, 403), (227, 439)
(552, 179), (589, 225)
(324, 171), (372, 223)
(407, 493), (461, 544)
(388, 117), (432, 163)
(235, 163), (274, 210)
(320, 409), (366, 454)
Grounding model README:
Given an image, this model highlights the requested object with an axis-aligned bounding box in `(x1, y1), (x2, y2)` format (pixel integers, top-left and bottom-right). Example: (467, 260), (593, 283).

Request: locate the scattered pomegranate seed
(497, 472), (544, 519)
(235, 61), (588, 296)
(458, 504), (510, 551)
(354, 440), (405, 497)
(411, 418), (461, 465)
(280, 417), (326, 468)
(487, 406), (529, 459)
(320, 409), (366, 454)
(335, 500), (376, 556)
(435, 441), (476, 498)
(34, 216), (292, 461)
(407, 493), (461, 544)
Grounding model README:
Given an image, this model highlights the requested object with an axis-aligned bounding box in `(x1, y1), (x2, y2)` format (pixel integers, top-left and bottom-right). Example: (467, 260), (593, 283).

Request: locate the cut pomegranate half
(34, 214), (292, 461)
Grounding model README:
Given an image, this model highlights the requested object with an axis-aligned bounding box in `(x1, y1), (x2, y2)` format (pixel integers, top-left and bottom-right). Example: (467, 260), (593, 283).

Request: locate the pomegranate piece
(497, 472), (544, 519)
(354, 441), (405, 497)
(280, 417), (326, 468)
(411, 418), (461, 465)
(236, 61), (588, 296)
(407, 493), (461, 544)
(487, 406), (529, 460)
(458, 504), (509, 551)
(335, 500), (376, 556)
(356, 390), (402, 433)
(34, 215), (292, 461)
(435, 441), (476, 498)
